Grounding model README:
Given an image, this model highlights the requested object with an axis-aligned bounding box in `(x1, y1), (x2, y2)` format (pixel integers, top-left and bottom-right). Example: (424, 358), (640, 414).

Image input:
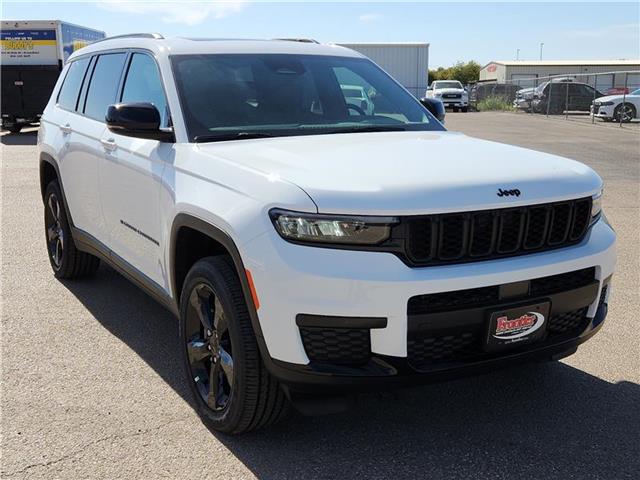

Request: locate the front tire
(44, 180), (100, 279)
(614, 103), (636, 123)
(179, 256), (289, 434)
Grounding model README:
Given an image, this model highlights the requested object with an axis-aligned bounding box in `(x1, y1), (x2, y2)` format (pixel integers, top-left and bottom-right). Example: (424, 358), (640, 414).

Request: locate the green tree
(429, 60), (481, 85)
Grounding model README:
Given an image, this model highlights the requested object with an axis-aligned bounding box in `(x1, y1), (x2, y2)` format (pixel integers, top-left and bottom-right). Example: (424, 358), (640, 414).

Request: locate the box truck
(1, 20), (105, 133)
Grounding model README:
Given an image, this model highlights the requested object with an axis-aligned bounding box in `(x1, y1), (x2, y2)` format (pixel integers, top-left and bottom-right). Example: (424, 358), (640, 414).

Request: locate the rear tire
(461, 107), (468, 112)
(44, 180), (100, 279)
(179, 256), (289, 434)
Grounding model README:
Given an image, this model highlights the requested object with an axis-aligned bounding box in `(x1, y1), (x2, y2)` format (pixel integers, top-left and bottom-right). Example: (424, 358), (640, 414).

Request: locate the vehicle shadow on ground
(63, 265), (640, 480)
(0, 129), (38, 146)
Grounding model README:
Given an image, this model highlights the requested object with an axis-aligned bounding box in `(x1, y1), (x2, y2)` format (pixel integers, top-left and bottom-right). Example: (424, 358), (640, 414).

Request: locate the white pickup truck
(425, 80), (469, 112)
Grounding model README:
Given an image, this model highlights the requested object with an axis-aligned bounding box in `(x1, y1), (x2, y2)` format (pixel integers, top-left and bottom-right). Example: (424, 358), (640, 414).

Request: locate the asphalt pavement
(1, 113), (639, 479)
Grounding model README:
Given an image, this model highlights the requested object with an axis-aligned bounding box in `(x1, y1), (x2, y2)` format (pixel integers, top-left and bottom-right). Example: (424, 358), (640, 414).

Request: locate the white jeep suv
(38, 34), (615, 434)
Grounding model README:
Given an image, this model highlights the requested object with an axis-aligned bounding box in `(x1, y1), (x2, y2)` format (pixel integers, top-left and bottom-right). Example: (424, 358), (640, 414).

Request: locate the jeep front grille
(404, 197), (592, 266)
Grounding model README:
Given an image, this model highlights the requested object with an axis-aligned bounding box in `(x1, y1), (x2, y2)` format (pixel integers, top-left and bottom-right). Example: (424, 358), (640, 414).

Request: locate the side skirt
(72, 227), (179, 317)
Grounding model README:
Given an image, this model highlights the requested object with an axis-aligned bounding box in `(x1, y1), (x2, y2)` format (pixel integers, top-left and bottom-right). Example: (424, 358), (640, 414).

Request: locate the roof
(483, 59), (640, 69)
(69, 36), (363, 61)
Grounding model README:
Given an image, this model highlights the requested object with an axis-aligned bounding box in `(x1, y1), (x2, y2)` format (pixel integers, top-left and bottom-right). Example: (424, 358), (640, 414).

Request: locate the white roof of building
(337, 42), (429, 47)
(69, 35), (363, 61)
(483, 59), (640, 69)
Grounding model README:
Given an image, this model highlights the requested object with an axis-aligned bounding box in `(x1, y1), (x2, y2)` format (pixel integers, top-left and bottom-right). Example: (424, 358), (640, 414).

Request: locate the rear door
(0, 67), (23, 118)
(20, 65), (61, 119)
(50, 55), (105, 236)
(98, 51), (171, 286)
(62, 52), (127, 243)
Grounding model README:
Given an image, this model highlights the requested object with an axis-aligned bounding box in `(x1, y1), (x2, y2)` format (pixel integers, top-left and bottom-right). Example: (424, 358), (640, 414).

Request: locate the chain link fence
(468, 70), (640, 127)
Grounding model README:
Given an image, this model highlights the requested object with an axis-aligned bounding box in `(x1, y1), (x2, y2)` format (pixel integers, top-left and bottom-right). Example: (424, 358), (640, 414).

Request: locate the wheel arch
(169, 214), (264, 340)
(39, 153), (76, 229)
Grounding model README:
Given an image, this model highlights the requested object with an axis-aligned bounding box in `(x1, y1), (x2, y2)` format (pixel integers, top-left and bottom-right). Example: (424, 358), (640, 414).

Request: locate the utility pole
(539, 43), (544, 60)
(516, 48), (520, 60)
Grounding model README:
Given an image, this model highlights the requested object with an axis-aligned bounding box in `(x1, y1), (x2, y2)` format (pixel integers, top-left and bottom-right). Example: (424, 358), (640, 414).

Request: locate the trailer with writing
(1, 20), (105, 132)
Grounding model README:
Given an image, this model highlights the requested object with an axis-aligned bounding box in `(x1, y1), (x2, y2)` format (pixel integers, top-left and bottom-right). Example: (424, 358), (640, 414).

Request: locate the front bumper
(269, 300), (609, 393)
(441, 100), (468, 108)
(240, 218), (615, 389)
(591, 104), (615, 119)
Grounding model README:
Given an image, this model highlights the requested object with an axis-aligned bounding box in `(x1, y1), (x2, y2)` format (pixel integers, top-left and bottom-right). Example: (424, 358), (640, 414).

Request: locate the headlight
(599, 101), (614, 106)
(270, 209), (398, 245)
(434, 92), (442, 97)
(591, 190), (603, 223)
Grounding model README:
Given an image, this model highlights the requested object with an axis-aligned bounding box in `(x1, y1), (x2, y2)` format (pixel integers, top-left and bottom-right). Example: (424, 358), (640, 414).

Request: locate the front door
(98, 52), (171, 287)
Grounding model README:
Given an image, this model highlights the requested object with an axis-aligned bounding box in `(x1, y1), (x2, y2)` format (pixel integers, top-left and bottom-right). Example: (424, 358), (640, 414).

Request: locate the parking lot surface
(1, 113), (639, 479)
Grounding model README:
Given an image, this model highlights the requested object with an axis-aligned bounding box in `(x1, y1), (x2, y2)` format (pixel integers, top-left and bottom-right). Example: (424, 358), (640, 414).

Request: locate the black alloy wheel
(179, 256), (289, 434)
(185, 283), (234, 412)
(43, 180), (100, 278)
(45, 192), (65, 271)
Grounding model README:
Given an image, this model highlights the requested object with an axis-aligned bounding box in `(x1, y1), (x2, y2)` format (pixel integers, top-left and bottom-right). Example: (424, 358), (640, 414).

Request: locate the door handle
(100, 138), (117, 151)
(59, 123), (72, 134)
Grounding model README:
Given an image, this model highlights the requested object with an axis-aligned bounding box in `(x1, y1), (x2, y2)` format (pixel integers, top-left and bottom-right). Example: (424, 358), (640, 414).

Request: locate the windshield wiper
(327, 125), (406, 134)
(194, 132), (274, 143)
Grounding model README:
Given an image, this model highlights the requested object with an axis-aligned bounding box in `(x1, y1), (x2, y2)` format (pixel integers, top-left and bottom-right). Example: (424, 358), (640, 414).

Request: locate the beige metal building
(479, 60), (640, 90)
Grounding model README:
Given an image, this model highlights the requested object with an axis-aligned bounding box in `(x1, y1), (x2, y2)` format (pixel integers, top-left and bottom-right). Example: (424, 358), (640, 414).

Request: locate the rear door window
(57, 57), (90, 111)
(83, 53), (127, 121)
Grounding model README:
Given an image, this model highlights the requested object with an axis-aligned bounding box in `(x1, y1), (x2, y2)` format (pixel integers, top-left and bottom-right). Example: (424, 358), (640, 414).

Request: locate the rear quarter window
(57, 57), (90, 111)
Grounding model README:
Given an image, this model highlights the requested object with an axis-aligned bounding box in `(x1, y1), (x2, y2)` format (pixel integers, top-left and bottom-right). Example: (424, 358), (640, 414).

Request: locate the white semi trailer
(1, 20), (105, 132)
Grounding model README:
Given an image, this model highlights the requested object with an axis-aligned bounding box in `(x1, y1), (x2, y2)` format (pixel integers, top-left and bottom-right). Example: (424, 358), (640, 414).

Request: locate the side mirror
(106, 102), (174, 142)
(420, 97), (446, 123)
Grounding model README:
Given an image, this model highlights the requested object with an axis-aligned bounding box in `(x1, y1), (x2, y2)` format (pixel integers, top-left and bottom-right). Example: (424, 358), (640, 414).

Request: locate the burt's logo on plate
(493, 312), (545, 340)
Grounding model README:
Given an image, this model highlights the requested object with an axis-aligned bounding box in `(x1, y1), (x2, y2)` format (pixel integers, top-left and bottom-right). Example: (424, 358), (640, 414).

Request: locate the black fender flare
(39, 153), (77, 229)
(169, 214), (267, 343)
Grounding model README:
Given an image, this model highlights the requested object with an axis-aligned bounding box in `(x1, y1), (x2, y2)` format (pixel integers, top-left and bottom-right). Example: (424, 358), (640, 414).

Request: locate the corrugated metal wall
(338, 43), (429, 98)
(481, 63), (640, 88)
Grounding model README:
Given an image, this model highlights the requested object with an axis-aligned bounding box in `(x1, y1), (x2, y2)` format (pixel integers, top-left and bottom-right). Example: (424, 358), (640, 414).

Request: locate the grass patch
(476, 96), (516, 112)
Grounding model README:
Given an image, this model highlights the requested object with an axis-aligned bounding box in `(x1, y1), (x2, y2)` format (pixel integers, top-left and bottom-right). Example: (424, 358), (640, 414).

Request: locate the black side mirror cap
(106, 102), (175, 142)
(420, 97), (446, 122)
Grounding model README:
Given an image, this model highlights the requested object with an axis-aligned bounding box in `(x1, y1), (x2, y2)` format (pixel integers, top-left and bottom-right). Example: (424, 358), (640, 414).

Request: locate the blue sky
(2, 1), (639, 67)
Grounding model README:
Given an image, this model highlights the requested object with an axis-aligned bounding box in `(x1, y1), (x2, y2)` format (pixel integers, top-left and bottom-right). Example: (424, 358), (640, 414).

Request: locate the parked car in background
(468, 82), (521, 110)
(340, 84), (374, 115)
(513, 87), (536, 111)
(1, 20), (104, 133)
(532, 82), (603, 114)
(425, 80), (468, 112)
(592, 88), (640, 122)
(516, 78), (576, 112)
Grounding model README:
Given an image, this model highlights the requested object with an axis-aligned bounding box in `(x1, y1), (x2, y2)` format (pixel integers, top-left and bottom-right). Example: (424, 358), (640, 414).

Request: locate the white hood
(196, 131), (602, 215)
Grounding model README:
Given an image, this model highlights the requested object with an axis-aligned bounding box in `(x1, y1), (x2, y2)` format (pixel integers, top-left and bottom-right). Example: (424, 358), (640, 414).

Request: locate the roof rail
(92, 33), (164, 44)
(274, 38), (320, 44)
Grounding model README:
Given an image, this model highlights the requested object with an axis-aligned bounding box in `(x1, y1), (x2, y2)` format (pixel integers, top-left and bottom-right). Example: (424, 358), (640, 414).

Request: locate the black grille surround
(403, 197), (593, 267)
(406, 268), (606, 372)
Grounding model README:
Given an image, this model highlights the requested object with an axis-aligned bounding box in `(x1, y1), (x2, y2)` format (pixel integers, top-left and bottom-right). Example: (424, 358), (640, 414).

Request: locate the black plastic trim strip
(296, 314), (387, 329)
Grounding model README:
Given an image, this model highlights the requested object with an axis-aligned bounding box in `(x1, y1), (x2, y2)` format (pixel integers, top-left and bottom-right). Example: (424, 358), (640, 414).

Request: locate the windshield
(632, 88), (640, 96)
(434, 81), (463, 89)
(171, 54), (442, 142)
